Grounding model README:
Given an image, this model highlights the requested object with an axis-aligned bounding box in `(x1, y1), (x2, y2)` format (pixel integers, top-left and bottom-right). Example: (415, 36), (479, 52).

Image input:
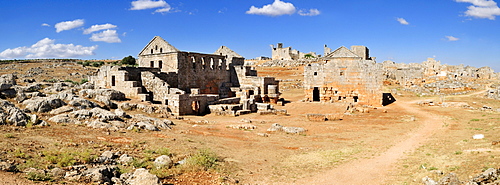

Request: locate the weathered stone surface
(267, 123), (307, 134)
(130, 114), (173, 130)
(437, 173), (461, 185)
(0, 74), (16, 91)
(0, 161), (17, 172)
(124, 168), (160, 185)
(49, 106), (75, 115)
(306, 114), (326, 121)
(466, 168), (500, 185)
(119, 102), (137, 111)
(49, 91), (76, 101)
(79, 89), (126, 100)
(0, 100), (29, 126)
(23, 97), (66, 113)
(80, 165), (119, 184)
(68, 98), (99, 109)
(78, 82), (94, 89)
(154, 155), (172, 169)
(50, 167), (66, 178)
(48, 114), (72, 124)
(119, 154), (133, 165)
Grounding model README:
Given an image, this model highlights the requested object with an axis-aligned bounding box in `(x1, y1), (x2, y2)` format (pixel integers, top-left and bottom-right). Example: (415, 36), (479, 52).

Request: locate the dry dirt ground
(0, 61), (499, 184)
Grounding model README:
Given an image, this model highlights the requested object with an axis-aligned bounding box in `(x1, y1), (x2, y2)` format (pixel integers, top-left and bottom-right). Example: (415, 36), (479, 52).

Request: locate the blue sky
(1, 0), (500, 70)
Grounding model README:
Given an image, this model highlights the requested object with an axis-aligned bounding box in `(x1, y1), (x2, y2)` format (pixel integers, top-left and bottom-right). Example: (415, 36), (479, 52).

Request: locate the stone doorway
(313, 87), (320, 102)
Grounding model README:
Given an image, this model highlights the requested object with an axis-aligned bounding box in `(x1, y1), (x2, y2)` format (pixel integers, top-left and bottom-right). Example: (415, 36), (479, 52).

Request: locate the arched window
(151, 49), (153, 54)
(160, 48), (163, 53)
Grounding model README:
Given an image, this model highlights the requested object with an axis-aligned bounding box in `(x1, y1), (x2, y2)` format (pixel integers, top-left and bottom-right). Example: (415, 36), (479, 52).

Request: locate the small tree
(304, 54), (315, 59)
(121, 56), (136, 65)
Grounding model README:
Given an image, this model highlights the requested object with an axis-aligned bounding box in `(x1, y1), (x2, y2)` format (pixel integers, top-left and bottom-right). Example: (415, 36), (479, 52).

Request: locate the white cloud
(90, 30), (121, 43)
(84, 23), (118, 34)
(130, 0), (172, 13)
(456, 0), (500, 20)
(246, 0), (296, 16)
(464, 5), (500, 19)
(0, 38), (97, 59)
(155, 7), (171, 13)
(396, 17), (409, 25)
(445, 36), (460, 41)
(298, 9), (321, 16)
(55, 19), (85, 33)
(41, 23), (50, 27)
(456, 0), (497, 7)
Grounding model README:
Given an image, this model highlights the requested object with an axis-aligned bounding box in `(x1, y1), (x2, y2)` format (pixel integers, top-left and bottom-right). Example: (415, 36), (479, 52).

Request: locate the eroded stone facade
(304, 46), (383, 106)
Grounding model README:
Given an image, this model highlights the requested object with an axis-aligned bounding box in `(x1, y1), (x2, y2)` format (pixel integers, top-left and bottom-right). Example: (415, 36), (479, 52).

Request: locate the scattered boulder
(49, 106), (75, 115)
(48, 114), (72, 124)
(23, 97), (66, 113)
(228, 124), (257, 130)
(68, 98), (99, 109)
(80, 165), (119, 184)
(119, 102), (137, 111)
(0, 161), (17, 172)
(466, 168), (500, 185)
(267, 123), (307, 134)
(130, 114), (173, 130)
(119, 154), (134, 165)
(0, 74), (16, 91)
(154, 155), (172, 169)
(124, 168), (161, 185)
(0, 100), (29, 126)
(78, 82), (94, 89)
(50, 167), (66, 179)
(79, 89), (126, 100)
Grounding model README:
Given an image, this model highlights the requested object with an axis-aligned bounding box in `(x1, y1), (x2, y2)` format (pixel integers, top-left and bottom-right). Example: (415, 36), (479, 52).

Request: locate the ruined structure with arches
(91, 36), (280, 115)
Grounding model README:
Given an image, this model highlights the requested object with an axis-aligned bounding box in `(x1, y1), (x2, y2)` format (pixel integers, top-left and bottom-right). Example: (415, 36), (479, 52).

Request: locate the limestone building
(91, 36), (279, 115)
(304, 45), (384, 106)
(271, 43), (317, 60)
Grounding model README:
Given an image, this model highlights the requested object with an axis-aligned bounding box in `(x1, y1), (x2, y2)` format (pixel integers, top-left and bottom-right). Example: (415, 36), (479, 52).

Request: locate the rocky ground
(0, 60), (499, 184)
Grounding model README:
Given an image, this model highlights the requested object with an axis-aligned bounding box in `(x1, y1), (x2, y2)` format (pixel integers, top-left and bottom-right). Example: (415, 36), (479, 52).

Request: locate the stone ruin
(383, 58), (498, 96)
(304, 45), (388, 106)
(90, 36), (281, 116)
(270, 43), (318, 60)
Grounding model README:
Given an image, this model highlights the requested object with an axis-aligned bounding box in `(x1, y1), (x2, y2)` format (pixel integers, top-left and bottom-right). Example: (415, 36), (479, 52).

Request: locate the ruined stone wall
(176, 52), (231, 94)
(304, 59), (383, 106)
(138, 52), (179, 73)
(140, 71), (171, 103)
(166, 94), (219, 115)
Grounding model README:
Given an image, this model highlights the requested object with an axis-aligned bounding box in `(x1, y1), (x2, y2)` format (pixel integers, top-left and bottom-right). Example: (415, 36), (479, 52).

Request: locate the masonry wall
(138, 52), (179, 73)
(176, 52), (232, 95)
(304, 58), (383, 106)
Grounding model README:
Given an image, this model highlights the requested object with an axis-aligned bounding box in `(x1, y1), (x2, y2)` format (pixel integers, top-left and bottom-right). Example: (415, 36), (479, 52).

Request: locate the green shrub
(185, 149), (219, 171)
(80, 78), (88, 84)
(26, 171), (52, 181)
(121, 56), (136, 65)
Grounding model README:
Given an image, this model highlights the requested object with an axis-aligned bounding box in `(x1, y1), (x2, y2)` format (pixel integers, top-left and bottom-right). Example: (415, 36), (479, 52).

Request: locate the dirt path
(295, 100), (446, 185)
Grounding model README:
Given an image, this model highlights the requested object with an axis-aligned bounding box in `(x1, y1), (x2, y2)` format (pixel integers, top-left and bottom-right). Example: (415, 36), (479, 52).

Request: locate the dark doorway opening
(382, 93), (396, 106)
(313, 87), (320, 101)
(111, 76), (115, 86)
(353, 96), (358, 102)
